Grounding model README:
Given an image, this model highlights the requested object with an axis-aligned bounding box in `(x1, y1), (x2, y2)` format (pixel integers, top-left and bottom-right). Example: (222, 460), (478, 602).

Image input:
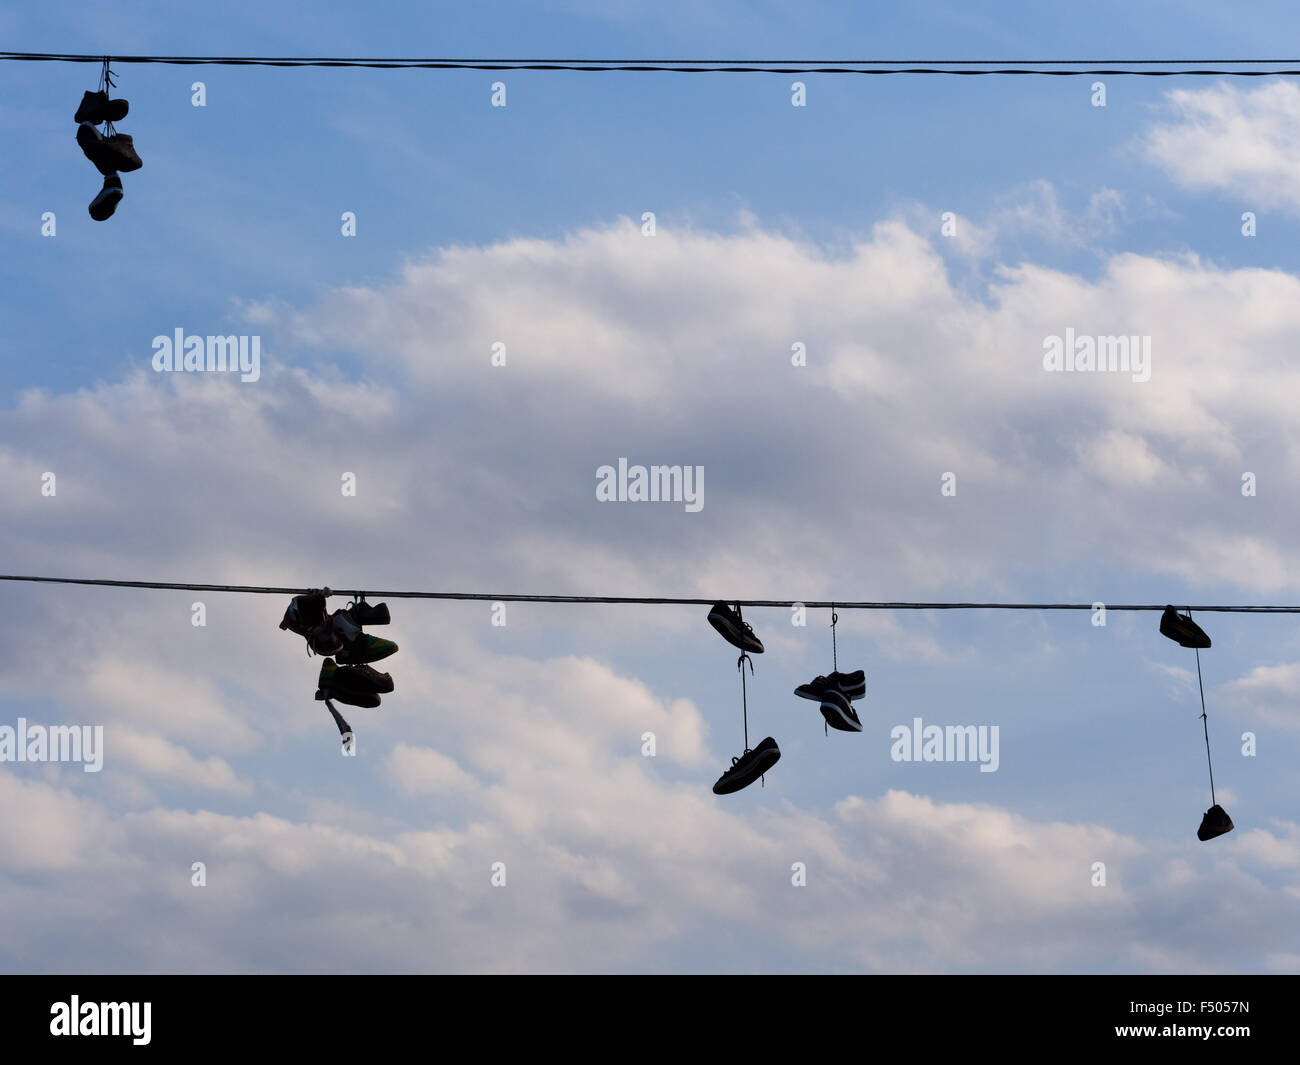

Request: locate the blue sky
(2, 1), (1300, 973)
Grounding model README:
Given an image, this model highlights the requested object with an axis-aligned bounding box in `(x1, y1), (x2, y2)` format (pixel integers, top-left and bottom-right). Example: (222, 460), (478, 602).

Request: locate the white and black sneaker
(819, 688), (862, 732)
(712, 736), (781, 794)
(794, 675), (837, 701)
(795, 669), (866, 703)
(707, 601), (764, 654)
(829, 669), (866, 701)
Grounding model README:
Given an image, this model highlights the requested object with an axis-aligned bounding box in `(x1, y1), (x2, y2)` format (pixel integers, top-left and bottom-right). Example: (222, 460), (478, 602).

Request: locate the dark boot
(74, 90), (129, 124)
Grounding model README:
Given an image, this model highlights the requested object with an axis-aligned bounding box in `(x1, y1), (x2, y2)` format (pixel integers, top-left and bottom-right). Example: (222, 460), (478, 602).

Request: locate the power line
(1, 574), (1297, 612)
(5, 51), (1300, 75)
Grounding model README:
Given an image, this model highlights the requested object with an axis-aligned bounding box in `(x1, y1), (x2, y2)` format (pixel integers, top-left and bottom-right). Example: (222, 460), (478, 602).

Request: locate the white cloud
(6, 212), (1300, 971)
(1144, 82), (1300, 214)
(1218, 662), (1300, 730)
(387, 743), (478, 796)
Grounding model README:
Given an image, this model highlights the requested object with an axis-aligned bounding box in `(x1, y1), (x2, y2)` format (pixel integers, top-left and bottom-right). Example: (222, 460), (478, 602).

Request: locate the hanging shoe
(794, 675), (837, 701)
(280, 592), (329, 637)
(1197, 804), (1234, 841)
(707, 602), (764, 654)
(712, 737), (781, 794)
(336, 632), (398, 665)
(795, 669), (866, 703)
(316, 659), (384, 707)
(1160, 606), (1211, 649)
(320, 657), (392, 695)
(76, 123), (142, 175)
(347, 600), (391, 626)
(819, 688), (862, 732)
(76, 122), (114, 174)
(315, 686), (381, 709)
(829, 669), (866, 700)
(105, 132), (143, 172)
(338, 663), (394, 694)
(88, 173), (123, 221)
(74, 90), (129, 125)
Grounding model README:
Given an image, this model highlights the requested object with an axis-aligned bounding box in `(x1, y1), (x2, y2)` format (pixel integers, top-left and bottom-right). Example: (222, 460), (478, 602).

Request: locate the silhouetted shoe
(106, 132), (142, 172)
(829, 669), (866, 700)
(88, 173), (123, 221)
(336, 633), (398, 665)
(707, 602), (763, 653)
(1197, 804), (1234, 841)
(795, 669), (866, 703)
(820, 688), (862, 732)
(315, 687), (380, 709)
(77, 123), (143, 175)
(315, 660), (384, 707)
(74, 90), (129, 124)
(795, 675), (837, 701)
(347, 600), (390, 626)
(321, 658), (393, 694)
(713, 737), (781, 794)
(1160, 606), (1211, 649)
(343, 664), (394, 694)
(280, 592), (329, 636)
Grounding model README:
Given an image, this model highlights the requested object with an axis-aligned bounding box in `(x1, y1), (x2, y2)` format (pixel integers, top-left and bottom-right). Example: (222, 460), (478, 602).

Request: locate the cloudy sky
(2, 2), (1300, 973)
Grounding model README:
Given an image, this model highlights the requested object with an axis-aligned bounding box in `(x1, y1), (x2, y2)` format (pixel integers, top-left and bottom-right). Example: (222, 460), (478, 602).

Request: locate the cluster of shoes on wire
(74, 63), (142, 221)
(279, 590), (398, 741)
(705, 602), (865, 795)
(1159, 605), (1234, 842)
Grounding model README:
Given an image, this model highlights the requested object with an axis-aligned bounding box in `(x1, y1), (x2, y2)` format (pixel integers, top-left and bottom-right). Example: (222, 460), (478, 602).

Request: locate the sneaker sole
(820, 701), (863, 732)
(707, 615), (764, 653)
(712, 744), (781, 794)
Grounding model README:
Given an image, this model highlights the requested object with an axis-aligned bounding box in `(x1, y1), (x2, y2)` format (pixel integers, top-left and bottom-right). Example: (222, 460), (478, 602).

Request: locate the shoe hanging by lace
(1191, 611), (1219, 808)
(827, 605), (839, 736)
(98, 56), (118, 135)
(736, 650), (766, 786)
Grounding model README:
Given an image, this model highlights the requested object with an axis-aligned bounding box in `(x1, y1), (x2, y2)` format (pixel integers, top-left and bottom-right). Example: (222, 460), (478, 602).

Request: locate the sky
(1, 1), (1300, 973)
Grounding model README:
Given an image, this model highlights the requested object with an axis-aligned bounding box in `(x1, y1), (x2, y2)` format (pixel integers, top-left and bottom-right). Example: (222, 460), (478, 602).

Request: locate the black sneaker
(795, 669), (865, 703)
(712, 736), (781, 794)
(88, 173), (123, 221)
(1160, 606), (1211, 649)
(74, 90), (129, 125)
(347, 600), (391, 626)
(829, 669), (866, 700)
(794, 675), (837, 701)
(1197, 804), (1234, 841)
(333, 663), (394, 695)
(819, 688), (862, 732)
(315, 686), (381, 709)
(707, 602), (764, 654)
